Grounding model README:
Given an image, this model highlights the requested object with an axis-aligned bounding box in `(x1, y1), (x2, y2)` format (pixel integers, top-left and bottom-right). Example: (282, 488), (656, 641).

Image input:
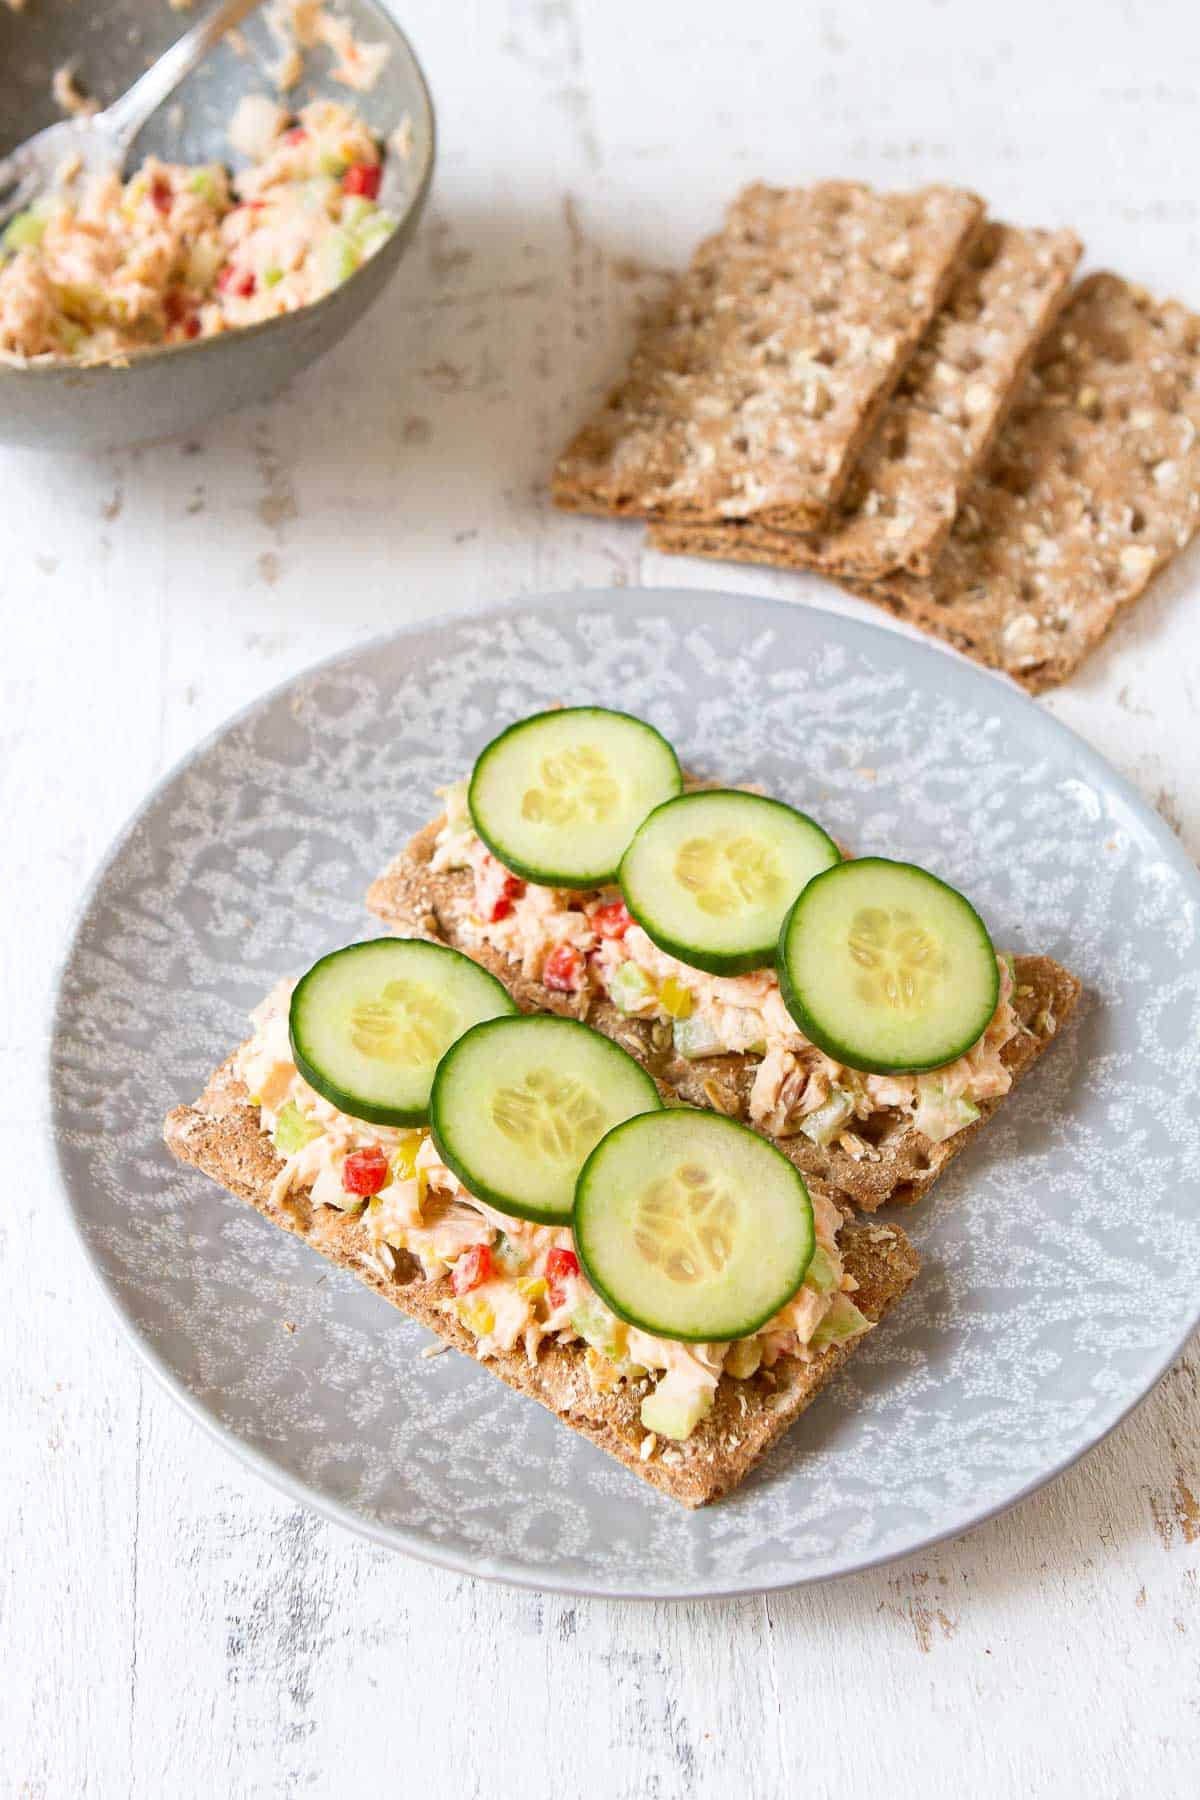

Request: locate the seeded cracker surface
(366, 821), (1081, 1215)
(552, 182), (985, 530)
(646, 221), (1082, 578)
(840, 273), (1200, 689)
(164, 1058), (918, 1507)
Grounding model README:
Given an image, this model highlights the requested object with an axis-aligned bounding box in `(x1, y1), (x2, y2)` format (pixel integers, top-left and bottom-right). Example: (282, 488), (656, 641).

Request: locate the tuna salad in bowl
(0, 0), (434, 450)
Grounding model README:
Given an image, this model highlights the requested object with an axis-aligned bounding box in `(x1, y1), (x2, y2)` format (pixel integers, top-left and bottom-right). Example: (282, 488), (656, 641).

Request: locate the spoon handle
(102, 0), (269, 149)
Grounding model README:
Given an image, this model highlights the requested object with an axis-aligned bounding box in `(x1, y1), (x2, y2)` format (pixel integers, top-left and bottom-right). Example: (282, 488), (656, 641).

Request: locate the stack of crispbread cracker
(553, 183), (1200, 692)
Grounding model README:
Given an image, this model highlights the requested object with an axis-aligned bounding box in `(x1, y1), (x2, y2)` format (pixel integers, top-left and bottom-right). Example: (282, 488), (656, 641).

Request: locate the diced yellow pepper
(518, 1276), (548, 1303)
(456, 1298), (495, 1337)
(658, 976), (694, 1020)
(585, 1346), (625, 1395)
(389, 1131), (423, 1183)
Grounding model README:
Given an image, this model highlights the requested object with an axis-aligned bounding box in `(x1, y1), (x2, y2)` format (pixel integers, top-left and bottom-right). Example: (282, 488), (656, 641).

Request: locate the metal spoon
(0, 0), (267, 232)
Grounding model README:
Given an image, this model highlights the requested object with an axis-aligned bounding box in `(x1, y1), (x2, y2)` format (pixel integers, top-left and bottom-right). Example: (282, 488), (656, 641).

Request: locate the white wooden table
(5, 2), (1198, 1792)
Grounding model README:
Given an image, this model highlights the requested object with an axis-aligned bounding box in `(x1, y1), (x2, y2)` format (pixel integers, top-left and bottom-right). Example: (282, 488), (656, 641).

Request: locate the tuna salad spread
(0, 95), (396, 362)
(430, 779), (1020, 1153)
(238, 979), (869, 1442)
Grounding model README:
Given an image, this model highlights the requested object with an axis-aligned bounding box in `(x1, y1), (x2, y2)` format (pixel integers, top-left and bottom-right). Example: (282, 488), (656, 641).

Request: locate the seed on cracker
(552, 181), (985, 531)
(647, 220), (1082, 579)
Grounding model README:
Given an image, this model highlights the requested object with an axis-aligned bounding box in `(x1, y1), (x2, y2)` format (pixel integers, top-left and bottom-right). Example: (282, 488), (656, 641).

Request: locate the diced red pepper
(342, 162), (382, 200)
(184, 314), (202, 339)
(285, 126), (308, 145)
(164, 289), (186, 324)
(451, 1243), (493, 1296)
(545, 1247), (580, 1309)
(543, 943), (583, 992)
(488, 876), (525, 922)
(592, 900), (632, 940)
(150, 177), (172, 215)
(219, 265), (257, 299)
(342, 1145), (389, 1197)
(477, 855), (526, 924)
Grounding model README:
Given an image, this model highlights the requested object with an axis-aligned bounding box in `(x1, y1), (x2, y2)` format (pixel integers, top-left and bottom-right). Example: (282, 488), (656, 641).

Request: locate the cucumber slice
(289, 939), (517, 1127)
(574, 1109), (814, 1341)
(619, 790), (839, 976)
(468, 707), (682, 887)
(777, 858), (999, 1074)
(430, 1015), (662, 1224)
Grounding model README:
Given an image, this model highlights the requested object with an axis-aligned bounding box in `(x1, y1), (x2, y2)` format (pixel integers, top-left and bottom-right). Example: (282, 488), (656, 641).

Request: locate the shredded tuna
(233, 975), (851, 1432)
(434, 799), (1020, 1147)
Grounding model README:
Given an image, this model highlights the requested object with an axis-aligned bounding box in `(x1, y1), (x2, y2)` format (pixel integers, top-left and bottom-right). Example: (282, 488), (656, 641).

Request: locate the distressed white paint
(2, 1), (1198, 1793)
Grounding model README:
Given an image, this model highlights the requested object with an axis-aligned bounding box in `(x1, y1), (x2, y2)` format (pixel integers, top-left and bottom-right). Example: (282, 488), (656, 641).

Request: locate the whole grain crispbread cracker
(551, 181), (985, 531)
(838, 273), (1200, 690)
(164, 1056), (918, 1508)
(366, 821), (1081, 1214)
(646, 221), (1082, 578)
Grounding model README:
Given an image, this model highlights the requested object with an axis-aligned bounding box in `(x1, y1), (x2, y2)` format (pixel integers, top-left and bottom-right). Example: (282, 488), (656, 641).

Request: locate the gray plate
(0, 0), (433, 451)
(49, 590), (1200, 1598)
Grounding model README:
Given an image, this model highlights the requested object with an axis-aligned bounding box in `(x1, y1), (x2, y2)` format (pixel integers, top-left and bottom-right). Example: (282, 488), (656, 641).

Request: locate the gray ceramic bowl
(0, 0), (434, 451)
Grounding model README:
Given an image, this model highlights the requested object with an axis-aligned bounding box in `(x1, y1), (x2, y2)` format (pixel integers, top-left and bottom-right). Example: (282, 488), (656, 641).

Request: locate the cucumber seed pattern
(633, 1162), (737, 1285)
(675, 829), (784, 918)
(350, 980), (456, 1065)
(847, 906), (946, 1010)
(520, 745), (620, 827)
(491, 1068), (607, 1162)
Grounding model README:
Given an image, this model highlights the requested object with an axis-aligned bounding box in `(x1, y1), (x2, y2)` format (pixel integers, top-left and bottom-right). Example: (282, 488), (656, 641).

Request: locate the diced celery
(3, 204), (52, 254)
(724, 1338), (763, 1379)
(672, 1014), (725, 1060)
(608, 961), (654, 1014)
(811, 1294), (872, 1348)
(913, 1077), (981, 1146)
(571, 1297), (635, 1368)
(188, 168), (218, 200)
(640, 1380), (714, 1442)
(320, 229), (360, 287)
(358, 217), (396, 260)
(494, 1233), (526, 1276)
(804, 1246), (839, 1295)
(658, 976), (693, 1020)
(263, 266), (284, 289)
(320, 151), (349, 177)
(272, 1101), (323, 1155)
(799, 1087), (855, 1148)
(326, 1184), (365, 1214)
(342, 196), (376, 231)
